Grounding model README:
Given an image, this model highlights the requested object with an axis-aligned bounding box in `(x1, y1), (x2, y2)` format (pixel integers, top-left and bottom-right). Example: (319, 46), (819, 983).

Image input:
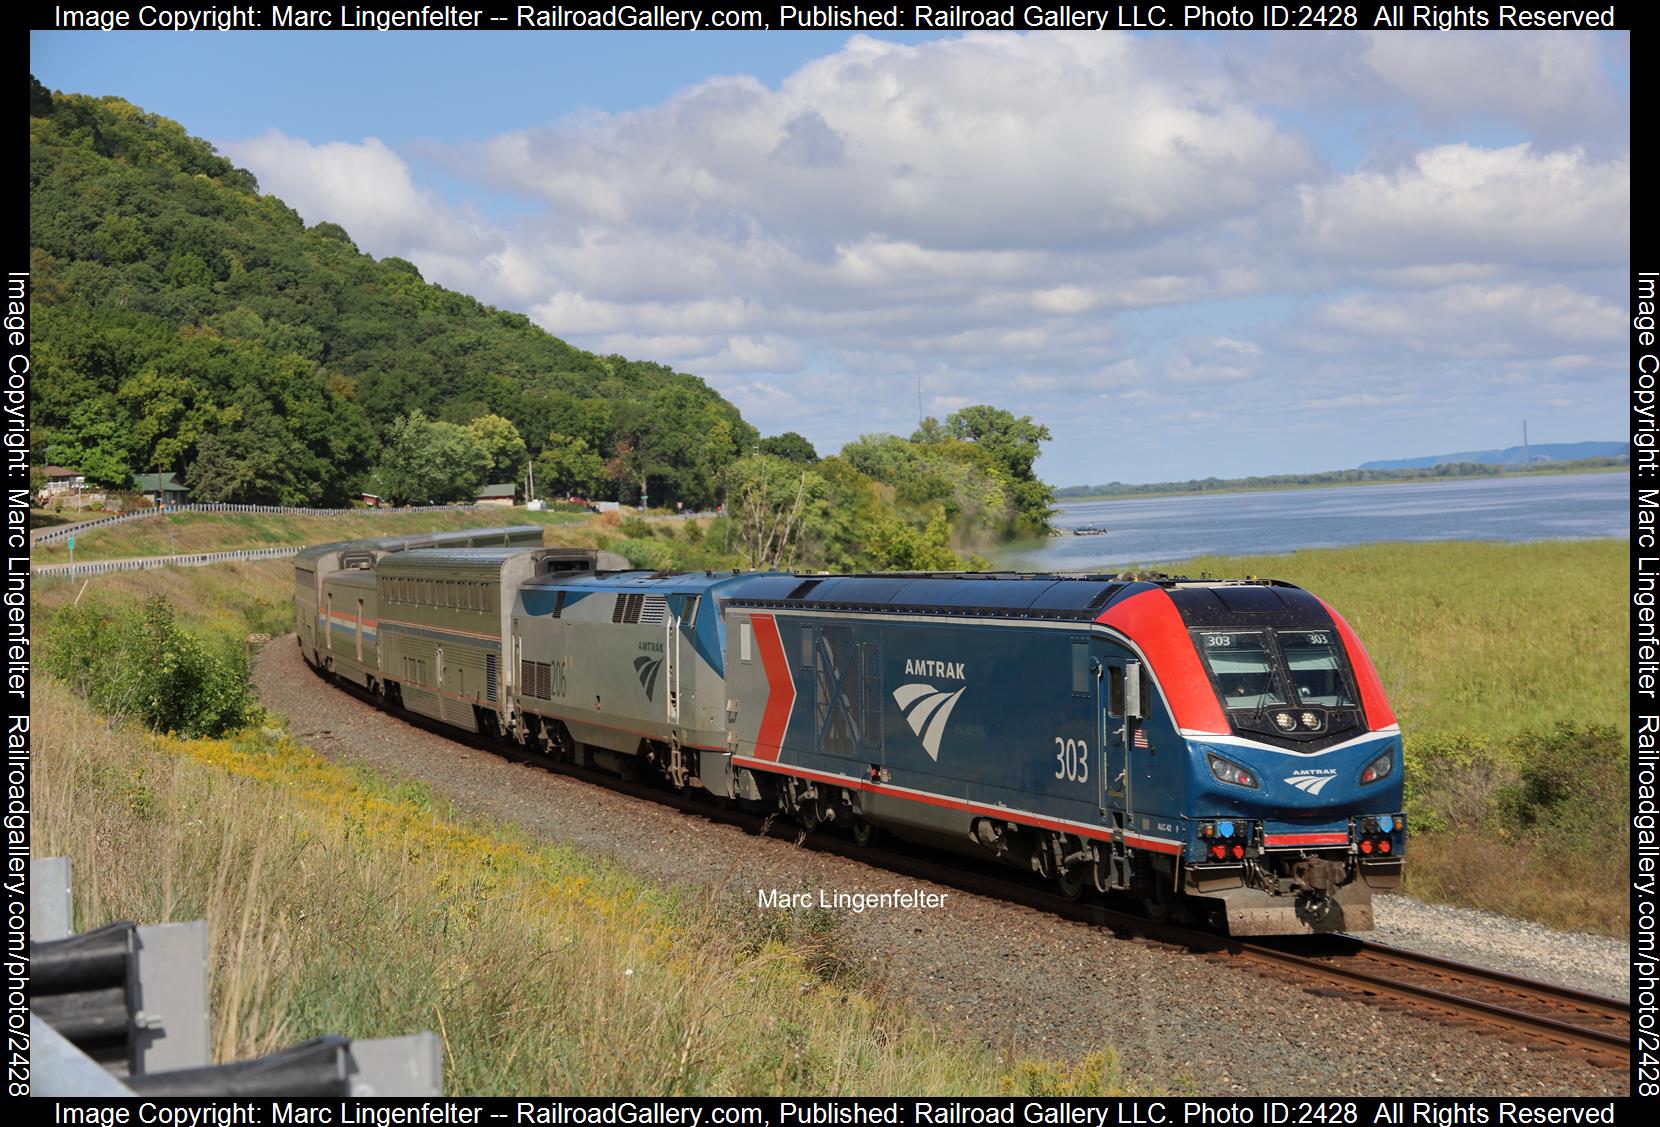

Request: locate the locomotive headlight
(1359, 749), (1394, 785)
(1207, 753), (1259, 789)
(1273, 711), (1296, 731)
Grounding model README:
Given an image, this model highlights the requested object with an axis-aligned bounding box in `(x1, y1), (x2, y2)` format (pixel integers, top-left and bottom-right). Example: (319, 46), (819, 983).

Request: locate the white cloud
(1314, 283), (1622, 350)
(1362, 33), (1616, 140)
(221, 133), (489, 258)
(1297, 143), (1629, 268)
(459, 33), (1312, 252)
(216, 32), (1628, 484)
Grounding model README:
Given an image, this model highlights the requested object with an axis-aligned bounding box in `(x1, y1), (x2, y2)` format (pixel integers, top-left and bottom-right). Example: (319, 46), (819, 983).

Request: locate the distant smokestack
(1522, 421), (1530, 467)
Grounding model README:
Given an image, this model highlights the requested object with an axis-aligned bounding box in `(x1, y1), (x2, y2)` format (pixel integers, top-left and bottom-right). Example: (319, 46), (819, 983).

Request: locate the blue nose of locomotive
(1190, 733), (1404, 831)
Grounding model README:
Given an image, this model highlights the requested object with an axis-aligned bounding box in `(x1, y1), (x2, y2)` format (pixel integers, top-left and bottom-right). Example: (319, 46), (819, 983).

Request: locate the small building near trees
(475, 483), (517, 508)
(132, 472), (189, 507)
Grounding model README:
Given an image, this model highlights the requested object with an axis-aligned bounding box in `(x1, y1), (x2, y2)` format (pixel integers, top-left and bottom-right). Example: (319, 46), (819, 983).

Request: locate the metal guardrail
(31, 502), (495, 545)
(29, 858), (441, 1097)
(32, 545), (305, 578)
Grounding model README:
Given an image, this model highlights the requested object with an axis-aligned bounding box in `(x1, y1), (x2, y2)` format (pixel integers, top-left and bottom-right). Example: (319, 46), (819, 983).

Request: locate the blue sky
(31, 29), (1630, 485)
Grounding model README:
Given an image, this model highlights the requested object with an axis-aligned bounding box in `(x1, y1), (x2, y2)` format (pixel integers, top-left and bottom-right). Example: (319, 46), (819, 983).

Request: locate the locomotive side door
(1100, 657), (1144, 830)
(665, 604), (681, 724)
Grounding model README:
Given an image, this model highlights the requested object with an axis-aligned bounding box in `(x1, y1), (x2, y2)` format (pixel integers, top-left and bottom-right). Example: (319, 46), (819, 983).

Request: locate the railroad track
(313, 663), (1632, 1071)
(1242, 935), (1630, 1068)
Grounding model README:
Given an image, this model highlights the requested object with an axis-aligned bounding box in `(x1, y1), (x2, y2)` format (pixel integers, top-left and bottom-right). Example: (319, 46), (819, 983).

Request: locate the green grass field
(1155, 539), (1628, 741)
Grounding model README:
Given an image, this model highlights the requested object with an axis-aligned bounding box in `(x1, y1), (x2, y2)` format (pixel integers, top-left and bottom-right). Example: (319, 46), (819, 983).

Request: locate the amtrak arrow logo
(892, 683), (966, 762)
(634, 655), (663, 701)
(1285, 774), (1336, 796)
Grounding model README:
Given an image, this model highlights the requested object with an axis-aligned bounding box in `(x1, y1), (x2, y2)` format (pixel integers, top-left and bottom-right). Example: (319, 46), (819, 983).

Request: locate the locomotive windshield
(1196, 628), (1357, 712)
(1196, 631), (1286, 709)
(1278, 630), (1357, 708)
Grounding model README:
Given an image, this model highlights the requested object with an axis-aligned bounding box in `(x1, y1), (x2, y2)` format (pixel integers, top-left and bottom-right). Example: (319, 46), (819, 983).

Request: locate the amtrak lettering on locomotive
(296, 530), (1403, 935)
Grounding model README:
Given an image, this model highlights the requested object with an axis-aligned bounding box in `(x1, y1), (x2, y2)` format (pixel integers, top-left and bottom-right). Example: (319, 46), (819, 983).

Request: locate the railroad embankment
(37, 674), (1155, 1094)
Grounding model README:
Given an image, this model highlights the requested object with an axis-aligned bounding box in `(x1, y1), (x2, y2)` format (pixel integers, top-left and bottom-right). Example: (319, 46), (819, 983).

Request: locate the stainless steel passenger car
(376, 547), (597, 734)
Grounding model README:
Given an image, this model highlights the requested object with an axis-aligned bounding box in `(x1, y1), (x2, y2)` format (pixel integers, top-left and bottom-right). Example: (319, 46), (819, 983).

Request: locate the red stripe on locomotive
(1264, 832), (1350, 848)
(1095, 588), (1230, 733)
(1314, 597), (1396, 730)
(752, 613), (795, 762)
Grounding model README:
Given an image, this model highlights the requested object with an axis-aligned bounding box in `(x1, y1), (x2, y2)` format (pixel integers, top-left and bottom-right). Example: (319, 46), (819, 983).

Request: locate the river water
(994, 472), (1630, 571)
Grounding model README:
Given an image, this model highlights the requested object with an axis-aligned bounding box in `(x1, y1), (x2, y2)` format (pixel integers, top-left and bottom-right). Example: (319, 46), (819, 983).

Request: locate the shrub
(44, 595), (256, 737)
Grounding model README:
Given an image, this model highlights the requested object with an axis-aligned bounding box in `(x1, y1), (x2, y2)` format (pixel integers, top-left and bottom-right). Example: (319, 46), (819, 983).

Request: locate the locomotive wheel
(1143, 878), (1178, 922)
(1055, 870), (1086, 902)
(851, 819), (877, 848)
(796, 800), (821, 834)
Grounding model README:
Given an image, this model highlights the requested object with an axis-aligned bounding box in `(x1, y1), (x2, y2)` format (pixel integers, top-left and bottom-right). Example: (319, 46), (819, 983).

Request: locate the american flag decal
(1132, 728), (1150, 749)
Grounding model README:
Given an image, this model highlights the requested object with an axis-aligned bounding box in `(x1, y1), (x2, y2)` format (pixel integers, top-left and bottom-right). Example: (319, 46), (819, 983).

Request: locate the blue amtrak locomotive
(712, 573), (1402, 935)
(297, 535), (1403, 935)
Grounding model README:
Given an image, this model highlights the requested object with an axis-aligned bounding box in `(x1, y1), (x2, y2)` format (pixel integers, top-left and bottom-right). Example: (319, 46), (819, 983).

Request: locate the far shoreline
(1054, 463), (1628, 505)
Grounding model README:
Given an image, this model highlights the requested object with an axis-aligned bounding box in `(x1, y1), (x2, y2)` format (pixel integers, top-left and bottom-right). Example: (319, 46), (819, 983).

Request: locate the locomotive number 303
(1054, 737), (1090, 783)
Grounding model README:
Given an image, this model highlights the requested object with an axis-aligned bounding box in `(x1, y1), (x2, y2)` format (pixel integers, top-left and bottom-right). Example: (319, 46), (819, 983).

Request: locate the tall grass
(1151, 539), (1627, 741)
(32, 679), (1152, 1095)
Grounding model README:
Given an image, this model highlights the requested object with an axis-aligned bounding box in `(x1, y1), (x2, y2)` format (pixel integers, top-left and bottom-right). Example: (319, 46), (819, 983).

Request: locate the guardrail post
(30, 856), (73, 941)
(345, 1033), (444, 1096)
(28, 858), (441, 1096)
(131, 921), (212, 1074)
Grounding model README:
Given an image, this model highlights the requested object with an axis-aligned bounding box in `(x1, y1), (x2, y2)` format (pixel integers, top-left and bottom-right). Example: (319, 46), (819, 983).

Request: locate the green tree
(372, 410), (490, 505)
(925, 405), (1055, 531)
(466, 413), (528, 484)
(535, 434), (606, 498)
(759, 431), (819, 463)
(45, 595), (254, 737)
(725, 454), (824, 569)
(46, 399), (133, 489)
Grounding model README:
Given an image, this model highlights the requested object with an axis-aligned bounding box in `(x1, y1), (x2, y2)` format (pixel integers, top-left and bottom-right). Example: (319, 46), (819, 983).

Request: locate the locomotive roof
(521, 567), (778, 596)
(723, 573), (1304, 622)
(377, 546), (554, 573)
(295, 526), (543, 567)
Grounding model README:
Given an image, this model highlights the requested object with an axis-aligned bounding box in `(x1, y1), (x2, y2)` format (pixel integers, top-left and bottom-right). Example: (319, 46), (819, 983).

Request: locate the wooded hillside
(28, 76), (756, 508)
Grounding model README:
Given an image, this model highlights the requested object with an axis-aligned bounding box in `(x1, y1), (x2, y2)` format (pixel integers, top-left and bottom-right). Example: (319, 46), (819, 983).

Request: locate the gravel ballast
(1370, 895), (1627, 1000)
(255, 639), (1627, 1097)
